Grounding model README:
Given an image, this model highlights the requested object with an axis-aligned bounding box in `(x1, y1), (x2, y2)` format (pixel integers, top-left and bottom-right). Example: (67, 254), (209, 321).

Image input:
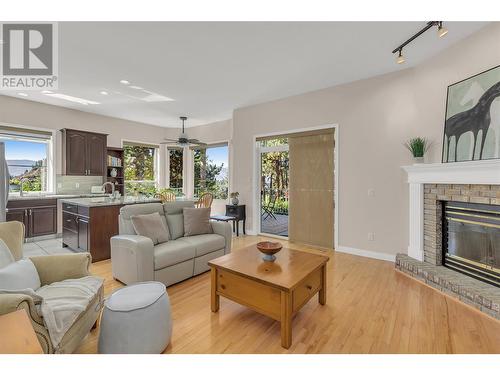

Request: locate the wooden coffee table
(208, 245), (329, 349)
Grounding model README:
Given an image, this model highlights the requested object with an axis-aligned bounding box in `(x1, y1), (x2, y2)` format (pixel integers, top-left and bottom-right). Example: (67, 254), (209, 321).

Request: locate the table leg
(319, 264), (327, 305)
(232, 220), (235, 233)
(210, 267), (219, 312)
(243, 219), (246, 235)
(280, 290), (292, 349)
(236, 220), (239, 236)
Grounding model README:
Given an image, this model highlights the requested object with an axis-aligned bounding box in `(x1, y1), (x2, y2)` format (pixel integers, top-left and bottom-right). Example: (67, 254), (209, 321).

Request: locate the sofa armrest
(0, 293), (44, 325)
(211, 220), (232, 254)
(110, 235), (155, 285)
(30, 253), (91, 286)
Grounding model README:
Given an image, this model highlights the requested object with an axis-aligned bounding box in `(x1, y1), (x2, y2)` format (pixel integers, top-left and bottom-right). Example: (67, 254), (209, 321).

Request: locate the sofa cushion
(178, 234), (225, 257)
(119, 203), (168, 236)
(154, 240), (196, 270)
(0, 258), (41, 291)
(163, 201), (195, 240)
(131, 212), (169, 245)
(0, 238), (15, 269)
(183, 207), (213, 237)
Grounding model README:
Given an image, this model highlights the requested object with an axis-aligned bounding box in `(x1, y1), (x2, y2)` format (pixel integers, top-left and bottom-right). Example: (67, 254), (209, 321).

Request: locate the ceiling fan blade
(162, 138), (179, 142)
(160, 141), (179, 145)
(188, 139), (207, 145)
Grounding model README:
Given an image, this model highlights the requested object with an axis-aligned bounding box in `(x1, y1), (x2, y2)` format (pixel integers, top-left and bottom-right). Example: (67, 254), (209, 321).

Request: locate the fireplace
(442, 201), (500, 287)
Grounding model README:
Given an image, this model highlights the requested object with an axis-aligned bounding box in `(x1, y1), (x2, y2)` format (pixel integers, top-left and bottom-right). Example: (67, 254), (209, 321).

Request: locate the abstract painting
(442, 65), (500, 162)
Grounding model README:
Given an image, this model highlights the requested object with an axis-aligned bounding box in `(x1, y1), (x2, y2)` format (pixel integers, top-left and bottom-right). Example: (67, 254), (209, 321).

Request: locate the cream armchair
(0, 221), (103, 354)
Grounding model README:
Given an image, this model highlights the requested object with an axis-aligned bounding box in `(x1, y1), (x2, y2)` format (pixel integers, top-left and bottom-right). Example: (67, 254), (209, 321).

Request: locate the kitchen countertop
(8, 193), (109, 201)
(60, 196), (161, 207)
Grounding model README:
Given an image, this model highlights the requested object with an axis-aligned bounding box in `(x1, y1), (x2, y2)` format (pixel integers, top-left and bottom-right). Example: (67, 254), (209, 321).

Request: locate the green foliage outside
(194, 149), (228, 199)
(260, 137), (289, 215)
(124, 145), (156, 196)
(9, 159), (46, 192)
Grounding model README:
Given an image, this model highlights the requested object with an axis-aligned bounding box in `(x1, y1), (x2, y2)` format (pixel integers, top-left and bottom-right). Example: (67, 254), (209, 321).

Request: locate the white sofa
(110, 201), (232, 287)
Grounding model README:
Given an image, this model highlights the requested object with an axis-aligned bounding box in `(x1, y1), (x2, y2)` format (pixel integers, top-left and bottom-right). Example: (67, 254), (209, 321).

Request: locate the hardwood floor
(75, 235), (500, 354)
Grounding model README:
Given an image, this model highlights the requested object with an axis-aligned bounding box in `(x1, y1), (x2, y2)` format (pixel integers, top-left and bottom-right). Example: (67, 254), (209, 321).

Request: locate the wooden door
(6, 209), (29, 236)
(65, 130), (87, 175)
(77, 217), (89, 251)
(30, 207), (57, 237)
(86, 133), (107, 176)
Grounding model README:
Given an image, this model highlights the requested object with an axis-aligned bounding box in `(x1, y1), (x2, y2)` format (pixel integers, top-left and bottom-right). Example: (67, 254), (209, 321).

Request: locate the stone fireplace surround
(397, 160), (500, 320)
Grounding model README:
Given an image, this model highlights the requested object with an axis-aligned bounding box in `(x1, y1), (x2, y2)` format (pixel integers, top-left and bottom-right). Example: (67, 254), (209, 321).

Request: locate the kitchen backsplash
(56, 175), (103, 194)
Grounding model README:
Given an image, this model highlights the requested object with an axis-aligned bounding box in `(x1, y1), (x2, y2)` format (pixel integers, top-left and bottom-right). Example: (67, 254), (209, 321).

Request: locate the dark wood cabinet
(61, 129), (107, 177)
(62, 202), (121, 262)
(6, 199), (57, 238)
(30, 206), (58, 237)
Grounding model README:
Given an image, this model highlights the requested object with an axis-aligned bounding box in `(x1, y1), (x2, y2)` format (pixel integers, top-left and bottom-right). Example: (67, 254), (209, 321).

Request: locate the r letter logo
(1, 23), (58, 90)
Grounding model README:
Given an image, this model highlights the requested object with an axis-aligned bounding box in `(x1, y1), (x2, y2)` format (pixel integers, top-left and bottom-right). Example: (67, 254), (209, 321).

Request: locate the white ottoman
(98, 281), (172, 354)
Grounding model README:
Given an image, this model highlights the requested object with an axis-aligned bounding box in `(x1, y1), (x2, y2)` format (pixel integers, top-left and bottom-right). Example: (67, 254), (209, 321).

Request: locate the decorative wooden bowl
(257, 241), (283, 262)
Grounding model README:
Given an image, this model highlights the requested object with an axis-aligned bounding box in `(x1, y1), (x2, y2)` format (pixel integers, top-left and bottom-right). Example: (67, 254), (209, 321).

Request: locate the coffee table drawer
(217, 269), (281, 319)
(292, 268), (321, 312)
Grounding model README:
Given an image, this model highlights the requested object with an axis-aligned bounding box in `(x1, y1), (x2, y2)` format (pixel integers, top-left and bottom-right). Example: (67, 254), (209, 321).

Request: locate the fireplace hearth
(442, 201), (500, 287)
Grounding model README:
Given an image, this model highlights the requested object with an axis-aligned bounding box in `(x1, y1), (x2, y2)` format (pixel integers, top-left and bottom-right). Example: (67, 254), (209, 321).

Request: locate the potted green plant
(404, 137), (430, 163)
(230, 192), (239, 205)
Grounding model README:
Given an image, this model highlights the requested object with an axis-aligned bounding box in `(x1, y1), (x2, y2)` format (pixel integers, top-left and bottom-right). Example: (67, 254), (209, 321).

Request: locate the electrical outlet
(368, 188), (375, 197)
(57, 183), (62, 189)
(75, 183), (80, 188)
(368, 232), (375, 241)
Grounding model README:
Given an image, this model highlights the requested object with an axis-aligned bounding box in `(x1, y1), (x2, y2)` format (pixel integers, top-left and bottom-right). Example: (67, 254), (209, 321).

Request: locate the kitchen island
(60, 196), (160, 262)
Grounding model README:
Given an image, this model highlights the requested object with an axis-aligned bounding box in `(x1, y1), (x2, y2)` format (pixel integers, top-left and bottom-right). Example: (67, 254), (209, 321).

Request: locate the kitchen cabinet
(61, 129), (107, 177)
(6, 199), (57, 238)
(62, 201), (120, 262)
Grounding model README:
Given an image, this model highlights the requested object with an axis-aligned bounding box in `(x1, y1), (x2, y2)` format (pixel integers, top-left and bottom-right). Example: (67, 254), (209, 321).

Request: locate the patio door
(258, 140), (289, 238)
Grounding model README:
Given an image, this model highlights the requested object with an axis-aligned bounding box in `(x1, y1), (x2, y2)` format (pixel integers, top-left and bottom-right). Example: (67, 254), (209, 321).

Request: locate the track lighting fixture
(392, 21), (449, 64)
(396, 49), (405, 64)
(437, 22), (448, 38)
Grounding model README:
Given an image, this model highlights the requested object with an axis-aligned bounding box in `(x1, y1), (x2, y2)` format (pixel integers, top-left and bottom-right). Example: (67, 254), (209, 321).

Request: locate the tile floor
(22, 238), (73, 258)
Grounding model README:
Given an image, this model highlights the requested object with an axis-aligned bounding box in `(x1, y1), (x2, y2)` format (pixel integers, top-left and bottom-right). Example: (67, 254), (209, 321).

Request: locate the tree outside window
(193, 145), (228, 199)
(124, 144), (157, 196)
(168, 148), (183, 196)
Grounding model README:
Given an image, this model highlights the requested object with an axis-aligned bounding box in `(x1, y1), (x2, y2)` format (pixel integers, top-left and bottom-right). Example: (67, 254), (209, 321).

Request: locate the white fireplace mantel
(402, 159), (500, 261)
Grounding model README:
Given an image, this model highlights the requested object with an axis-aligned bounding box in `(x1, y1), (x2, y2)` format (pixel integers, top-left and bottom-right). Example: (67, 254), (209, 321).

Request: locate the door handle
(29, 209), (32, 216)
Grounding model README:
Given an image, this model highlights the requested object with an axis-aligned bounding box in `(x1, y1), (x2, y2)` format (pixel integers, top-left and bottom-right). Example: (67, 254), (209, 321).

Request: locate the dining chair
(196, 192), (214, 208)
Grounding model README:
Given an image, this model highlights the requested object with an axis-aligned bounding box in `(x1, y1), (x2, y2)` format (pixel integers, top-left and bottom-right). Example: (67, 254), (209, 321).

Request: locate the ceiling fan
(161, 116), (207, 147)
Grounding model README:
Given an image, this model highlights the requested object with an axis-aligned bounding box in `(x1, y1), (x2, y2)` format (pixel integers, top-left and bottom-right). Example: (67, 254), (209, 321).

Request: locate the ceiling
(1, 22), (487, 128)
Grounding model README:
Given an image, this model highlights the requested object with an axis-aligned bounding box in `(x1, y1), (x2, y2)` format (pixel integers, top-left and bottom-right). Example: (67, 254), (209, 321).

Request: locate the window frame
(122, 141), (160, 195)
(191, 142), (229, 200)
(0, 124), (55, 195)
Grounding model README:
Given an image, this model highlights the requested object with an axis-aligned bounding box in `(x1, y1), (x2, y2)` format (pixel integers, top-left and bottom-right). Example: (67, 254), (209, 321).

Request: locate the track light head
(437, 22), (448, 38)
(396, 49), (405, 64)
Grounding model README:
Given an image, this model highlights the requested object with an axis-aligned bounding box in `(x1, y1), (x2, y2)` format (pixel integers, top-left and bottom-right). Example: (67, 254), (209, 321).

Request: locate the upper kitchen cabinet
(61, 129), (108, 176)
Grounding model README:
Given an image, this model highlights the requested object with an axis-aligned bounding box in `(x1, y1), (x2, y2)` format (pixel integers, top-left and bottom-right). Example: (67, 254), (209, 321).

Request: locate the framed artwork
(442, 64), (500, 162)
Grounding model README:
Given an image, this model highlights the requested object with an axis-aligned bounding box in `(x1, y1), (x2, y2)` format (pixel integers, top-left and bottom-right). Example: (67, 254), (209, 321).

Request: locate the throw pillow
(183, 207), (213, 237)
(0, 239), (15, 269)
(0, 258), (41, 291)
(131, 212), (169, 245)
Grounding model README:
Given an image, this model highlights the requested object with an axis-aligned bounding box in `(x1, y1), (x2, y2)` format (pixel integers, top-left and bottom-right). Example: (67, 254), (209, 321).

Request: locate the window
(193, 144), (228, 199)
(124, 143), (158, 196)
(1, 127), (52, 194)
(168, 148), (183, 196)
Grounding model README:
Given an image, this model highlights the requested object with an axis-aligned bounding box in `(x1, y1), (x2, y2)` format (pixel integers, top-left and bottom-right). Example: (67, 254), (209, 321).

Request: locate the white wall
(231, 23), (500, 259)
(0, 95), (173, 189)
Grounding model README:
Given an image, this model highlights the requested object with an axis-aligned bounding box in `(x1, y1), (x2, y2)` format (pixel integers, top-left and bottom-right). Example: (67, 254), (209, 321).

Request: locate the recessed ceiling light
(17, 93), (28, 97)
(120, 80), (130, 85)
(129, 86), (143, 90)
(100, 91), (109, 95)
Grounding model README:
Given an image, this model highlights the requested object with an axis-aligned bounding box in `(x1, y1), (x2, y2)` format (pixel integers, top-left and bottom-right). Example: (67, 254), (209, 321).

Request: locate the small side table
(211, 215), (238, 235)
(0, 310), (43, 354)
(225, 204), (246, 236)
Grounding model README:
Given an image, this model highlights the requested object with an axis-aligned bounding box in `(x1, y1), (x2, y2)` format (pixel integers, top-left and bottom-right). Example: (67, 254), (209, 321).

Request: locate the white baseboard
(335, 246), (396, 262)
